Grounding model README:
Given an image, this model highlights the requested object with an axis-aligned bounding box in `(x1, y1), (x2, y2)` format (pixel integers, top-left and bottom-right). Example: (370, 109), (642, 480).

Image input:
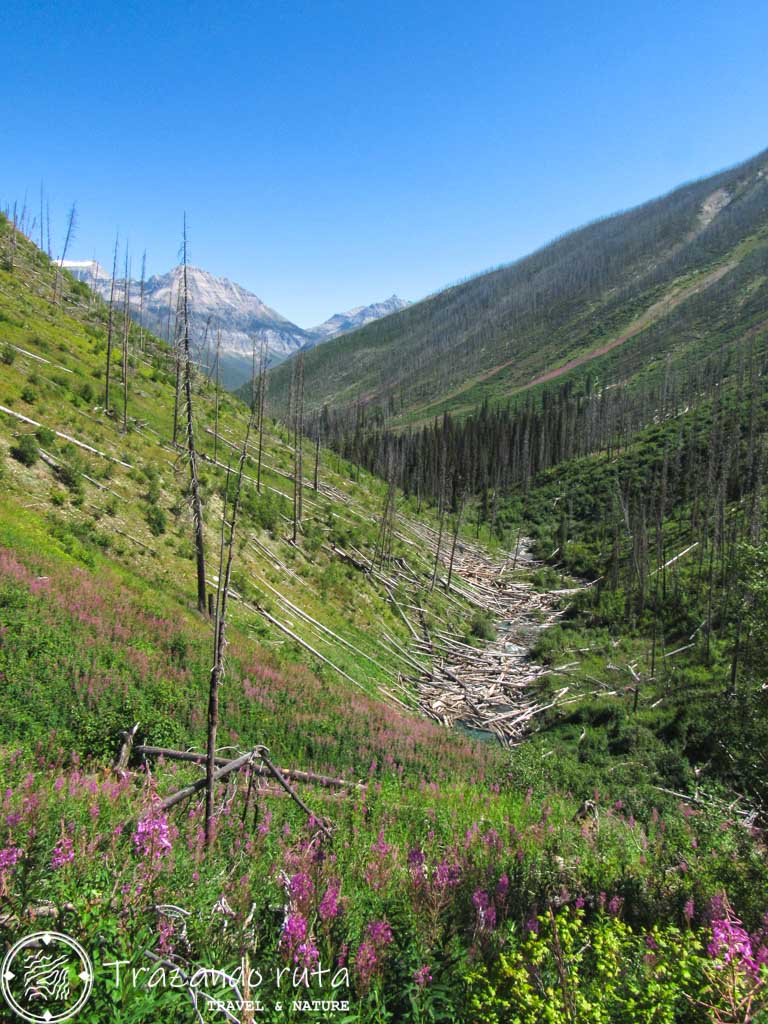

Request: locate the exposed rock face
(63, 259), (409, 386)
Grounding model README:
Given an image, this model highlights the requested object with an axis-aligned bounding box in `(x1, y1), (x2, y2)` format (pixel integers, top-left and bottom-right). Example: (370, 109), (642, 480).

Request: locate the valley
(2, 147), (768, 1023)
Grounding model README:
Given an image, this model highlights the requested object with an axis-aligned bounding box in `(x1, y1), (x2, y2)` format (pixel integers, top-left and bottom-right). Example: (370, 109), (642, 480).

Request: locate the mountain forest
(2, 148), (768, 1023)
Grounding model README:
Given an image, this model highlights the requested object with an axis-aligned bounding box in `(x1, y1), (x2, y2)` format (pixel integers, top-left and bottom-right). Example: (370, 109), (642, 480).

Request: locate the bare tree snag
(256, 340), (268, 492)
(291, 352), (305, 542)
(180, 217), (208, 615)
(121, 246), (131, 432)
(138, 250), (146, 353)
(213, 324), (222, 462)
(446, 491), (466, 592)
(205, 346), (259, 846)
(54, 201), (77, 304)
(105, 233), (119, 414)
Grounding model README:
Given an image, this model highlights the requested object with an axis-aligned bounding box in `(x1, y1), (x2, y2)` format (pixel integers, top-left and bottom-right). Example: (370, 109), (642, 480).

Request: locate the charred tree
(180, 217), (208, 615)
(104, 233), (119, 415)
(205, 350), (259, 846)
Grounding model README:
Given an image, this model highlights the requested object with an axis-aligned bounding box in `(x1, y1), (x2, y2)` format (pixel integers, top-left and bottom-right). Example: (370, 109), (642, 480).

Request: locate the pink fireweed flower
(51, 836), (75, 870)
(473, 889), (497, 932)
(289, 871), (314, 909)
(281, 912), (309, 961)
(134, 810), (172, 860)
(708, 910), (764, 978)
(433, 858), (461, 889)
(294, 939), (320, 969)
(354, 919), (393, 990)
(366, 920), (393, 948)
(355, 941), (379, 990)
(319, 878), (342, 921)
(371, 831), (393, 857)
(525, 913), (540, 935)
(0, 847), (22, 871)
(414, 964), (432, 988)
(157, 916), (176, 955)
(407, 848), (425, 878)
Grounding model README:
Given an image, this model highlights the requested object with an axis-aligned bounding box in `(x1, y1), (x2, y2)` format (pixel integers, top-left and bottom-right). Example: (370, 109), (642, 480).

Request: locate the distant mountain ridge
(62, 259), (409, 387)
(307, 295), (409, 344)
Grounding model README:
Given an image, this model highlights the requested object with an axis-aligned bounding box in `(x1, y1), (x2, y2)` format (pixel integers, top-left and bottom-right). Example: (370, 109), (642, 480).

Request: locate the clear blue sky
(2, 0), (766, 327)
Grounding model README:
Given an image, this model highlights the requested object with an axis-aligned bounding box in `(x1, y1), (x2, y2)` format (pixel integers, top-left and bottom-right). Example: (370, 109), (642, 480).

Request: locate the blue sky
(2, 0), (766, 326)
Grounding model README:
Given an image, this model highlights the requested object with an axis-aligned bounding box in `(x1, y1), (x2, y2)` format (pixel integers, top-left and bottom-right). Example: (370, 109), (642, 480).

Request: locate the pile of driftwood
(397, 523), (574, 745)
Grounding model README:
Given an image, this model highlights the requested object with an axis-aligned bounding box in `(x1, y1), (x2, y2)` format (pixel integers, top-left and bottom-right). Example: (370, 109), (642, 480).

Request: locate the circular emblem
(0, 931), (93, 1023)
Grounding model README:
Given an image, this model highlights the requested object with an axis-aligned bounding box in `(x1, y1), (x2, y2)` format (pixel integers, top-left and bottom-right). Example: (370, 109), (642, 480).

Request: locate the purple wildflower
(294, 938), (320, 968)
(134, 810), (172, 860)
(281, 912), (308, 960)
(51, 836), (75, 870)
(473, 889), (497, 932)
(366, 920), (393, 948)
(0, 847), (22, 871)
(433, 858), (461, 889)
(525, 913), (540, 935)
(319, 878), (342, 921)
(289, 871), (314, 909)
(414, 964), (432, 988)
(708, 913), (762, 977)
(371, 831), (393, 857)
(355, 941), (379, 990)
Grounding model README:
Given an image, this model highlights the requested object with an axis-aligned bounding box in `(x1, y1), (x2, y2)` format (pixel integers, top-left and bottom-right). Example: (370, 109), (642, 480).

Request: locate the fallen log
(135, 745), (364, 791)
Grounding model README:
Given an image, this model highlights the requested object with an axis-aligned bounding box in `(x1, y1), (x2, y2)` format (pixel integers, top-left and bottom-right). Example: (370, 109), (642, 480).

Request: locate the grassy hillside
(2, 214), (768, 1022)
(261, 148), (768, 426)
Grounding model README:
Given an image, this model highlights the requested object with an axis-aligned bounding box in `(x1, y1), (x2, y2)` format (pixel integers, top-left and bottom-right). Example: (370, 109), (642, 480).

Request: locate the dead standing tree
(205, 348), (260, 846)
(213, 324), (222, 462)
(291, 351), (305, 543)
(374, 454), (398, 571)
(104, 233), (119, 415)
(54, 201), (77, 305)
(256, 339), (268, 492)
(172, 281), (184, 446)
(138, 250), (147, 353)
(121, 246), (131, 432)
(180, 217), (208, 615)
(446, 489), (467, 592)
(430, 442), (448, 593)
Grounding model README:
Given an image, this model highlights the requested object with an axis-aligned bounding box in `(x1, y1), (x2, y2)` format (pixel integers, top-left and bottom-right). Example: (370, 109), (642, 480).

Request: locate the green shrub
(35, 426), (56, 446)
(469, 609), (497, 641)
(56, 460), (83, 494)
(466, 909), (709, 1024)
(9, 434), (38, 466)
(146, 504), (167, 536)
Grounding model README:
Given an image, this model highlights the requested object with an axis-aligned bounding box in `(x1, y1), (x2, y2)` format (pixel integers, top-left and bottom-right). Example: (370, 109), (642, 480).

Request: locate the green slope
(0, 212), (507, 741)
(260, 147), (768, 425)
